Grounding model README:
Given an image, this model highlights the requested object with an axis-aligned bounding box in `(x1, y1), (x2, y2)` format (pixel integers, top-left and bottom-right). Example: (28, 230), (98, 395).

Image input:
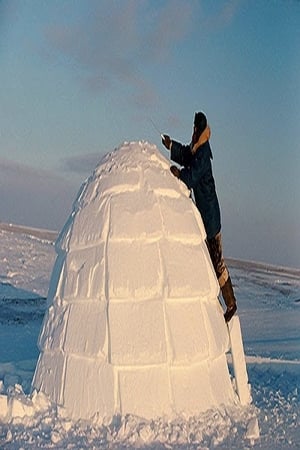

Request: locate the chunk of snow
(245, 416), (260, 442)
(0, 394), (8, 419)
(228, 316), (251, 405)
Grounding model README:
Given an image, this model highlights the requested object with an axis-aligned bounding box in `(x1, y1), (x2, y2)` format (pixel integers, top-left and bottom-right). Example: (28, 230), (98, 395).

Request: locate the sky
(0, 0), (299, 268)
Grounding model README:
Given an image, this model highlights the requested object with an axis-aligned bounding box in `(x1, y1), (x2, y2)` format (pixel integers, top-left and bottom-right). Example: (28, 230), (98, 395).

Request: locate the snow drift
(32, 141), (237, 421)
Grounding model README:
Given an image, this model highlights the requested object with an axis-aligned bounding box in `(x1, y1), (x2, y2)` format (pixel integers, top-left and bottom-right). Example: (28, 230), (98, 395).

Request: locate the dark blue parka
(171, 140), (221, 240)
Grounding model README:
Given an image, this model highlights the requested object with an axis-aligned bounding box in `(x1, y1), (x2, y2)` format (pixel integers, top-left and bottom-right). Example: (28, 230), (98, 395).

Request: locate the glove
(170, 165), (180, 178)
(162, 134), (172, 150)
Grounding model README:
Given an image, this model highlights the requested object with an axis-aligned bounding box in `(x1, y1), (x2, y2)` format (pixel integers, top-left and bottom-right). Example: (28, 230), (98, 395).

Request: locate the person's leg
(206, 232), (237, 322)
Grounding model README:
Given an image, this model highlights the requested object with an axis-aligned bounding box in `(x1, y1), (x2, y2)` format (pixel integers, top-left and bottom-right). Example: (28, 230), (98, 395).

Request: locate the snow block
(38, 304), (70, 351)
(107, 241), (163, 300)
(62, 245), (106, 301)
(143, 158), (188, 199)
(32, 141), (243, 422)
(63, 302), (107, 357)
(109, 301), (167, 365)
(63, 355), (115, 420)
(160, 240), (211, 298)
(170, 362), (215, 415)
(0, 395), (8, 419)
(32, 351), (65, 404)
(209, 355), (236, 405)
(159, 195), (203, 242)
(202, 300), (230, 357)
(95, 159), (140, 197)
(165, 301), (209, 363)
(68, 196), (110, 249)
(10, 397), (34, 419)
(228, 315), (251, 405)
(109, 191), (163, 239)
(118, 366), (172, 419)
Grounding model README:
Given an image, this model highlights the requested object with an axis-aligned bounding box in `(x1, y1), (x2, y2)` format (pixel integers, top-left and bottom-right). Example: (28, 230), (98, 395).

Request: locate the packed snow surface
(0, 146), (299, 448)
(32, 141), (237, 421)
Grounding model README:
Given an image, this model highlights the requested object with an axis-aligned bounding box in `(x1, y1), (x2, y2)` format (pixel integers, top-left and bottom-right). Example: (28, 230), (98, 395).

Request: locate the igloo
(32, 141), (238, 421)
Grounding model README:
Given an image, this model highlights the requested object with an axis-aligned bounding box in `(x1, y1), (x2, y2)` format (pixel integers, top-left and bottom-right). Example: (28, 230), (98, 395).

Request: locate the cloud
(61, 152), (103, 175)
(146, 1), (194, 60)
(43, 0), (194, 106)
(200, 0), (243, 32)
(0, 158), (77, 230)
(0, 158), (65, 186)
(217, 0), (242, 26)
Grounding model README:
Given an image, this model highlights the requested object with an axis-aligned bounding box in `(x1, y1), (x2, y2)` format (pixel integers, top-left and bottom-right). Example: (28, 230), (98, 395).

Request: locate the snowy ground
(0, 224), (299, 449)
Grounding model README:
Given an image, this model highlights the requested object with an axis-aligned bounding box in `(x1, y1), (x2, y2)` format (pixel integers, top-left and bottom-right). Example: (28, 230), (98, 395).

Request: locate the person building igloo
(162, 111), (237, 323)
(32, 140), (242, 421)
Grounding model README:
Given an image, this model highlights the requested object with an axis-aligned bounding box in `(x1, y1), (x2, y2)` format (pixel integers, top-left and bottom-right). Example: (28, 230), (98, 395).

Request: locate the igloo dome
(32, 141), (236, 421)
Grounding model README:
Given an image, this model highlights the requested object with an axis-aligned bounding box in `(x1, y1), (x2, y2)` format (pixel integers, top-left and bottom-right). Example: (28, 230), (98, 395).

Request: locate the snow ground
(0, 225), (299, 449)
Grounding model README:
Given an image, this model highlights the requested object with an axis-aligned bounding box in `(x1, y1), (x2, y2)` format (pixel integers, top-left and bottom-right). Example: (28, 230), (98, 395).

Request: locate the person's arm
(179, 147), (210, 189)
(162, 135), (192, 166)
(170, 140), (193, 166)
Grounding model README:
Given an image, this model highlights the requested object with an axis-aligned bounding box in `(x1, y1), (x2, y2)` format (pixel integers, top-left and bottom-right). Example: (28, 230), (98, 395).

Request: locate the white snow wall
(32, 141), (235, 421)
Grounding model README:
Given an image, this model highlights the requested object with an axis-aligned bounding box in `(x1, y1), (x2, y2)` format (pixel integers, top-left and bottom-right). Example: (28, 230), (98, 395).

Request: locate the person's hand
(170, 165), (180, 178)
(162, 134), (171, 150)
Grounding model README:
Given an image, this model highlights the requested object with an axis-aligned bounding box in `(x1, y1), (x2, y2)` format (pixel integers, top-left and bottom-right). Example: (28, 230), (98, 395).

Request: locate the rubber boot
(221, 276), (237, 322)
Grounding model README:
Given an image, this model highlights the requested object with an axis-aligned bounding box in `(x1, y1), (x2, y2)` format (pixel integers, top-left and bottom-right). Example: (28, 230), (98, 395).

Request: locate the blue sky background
(0, 0), (299, 268)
